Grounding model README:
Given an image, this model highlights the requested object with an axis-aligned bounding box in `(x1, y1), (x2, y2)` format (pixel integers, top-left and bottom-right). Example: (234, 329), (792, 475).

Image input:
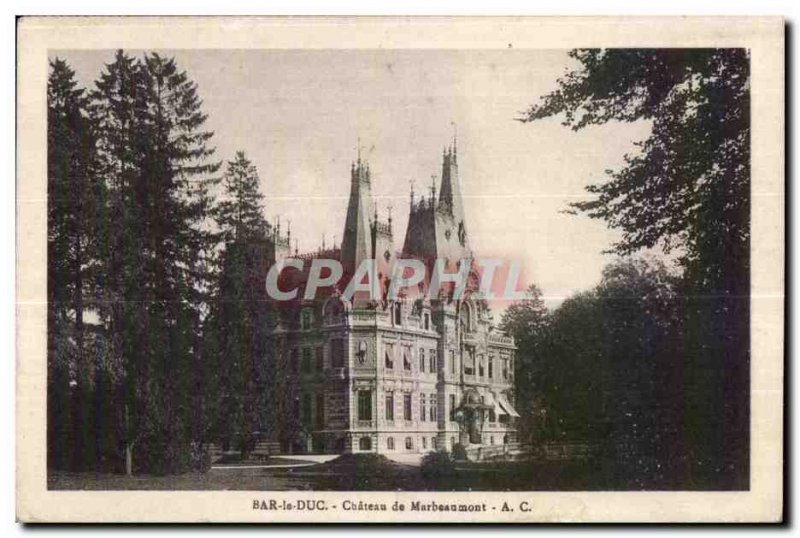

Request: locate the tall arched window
(393, 302), (402, 325)
(460, 302), (472, 332)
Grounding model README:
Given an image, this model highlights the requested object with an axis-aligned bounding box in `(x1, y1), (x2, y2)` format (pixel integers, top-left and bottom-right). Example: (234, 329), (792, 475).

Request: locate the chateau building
(260, 140), (519, 456)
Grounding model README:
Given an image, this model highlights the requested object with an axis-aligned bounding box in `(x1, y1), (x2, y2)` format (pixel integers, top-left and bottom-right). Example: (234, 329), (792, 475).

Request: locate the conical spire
(438, 148), (455, 214)
(341, 142), (375, 272)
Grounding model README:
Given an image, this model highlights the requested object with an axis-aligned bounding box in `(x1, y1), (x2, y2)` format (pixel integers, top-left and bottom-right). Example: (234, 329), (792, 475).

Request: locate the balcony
(488, 333), (515, 347)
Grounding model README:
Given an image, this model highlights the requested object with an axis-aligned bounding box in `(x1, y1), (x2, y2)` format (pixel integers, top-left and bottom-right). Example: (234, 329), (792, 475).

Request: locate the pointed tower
(402, 138), (472, 268)
(437, 141), (469, 252)
(438, 147), (454, 214)
(341, 156), (374, 273)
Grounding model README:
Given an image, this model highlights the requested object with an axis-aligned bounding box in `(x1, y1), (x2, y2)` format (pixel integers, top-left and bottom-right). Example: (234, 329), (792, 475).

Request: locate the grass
(49, 456), (600, 491)
(49, 455), (706, 491)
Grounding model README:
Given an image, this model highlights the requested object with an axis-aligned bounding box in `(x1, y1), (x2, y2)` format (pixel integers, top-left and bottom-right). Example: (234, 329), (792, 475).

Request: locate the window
(405, 437), (413, 450)
(403, 393), (412, 421)
(301, 393), (311, 424)
(393, 302), (402, 325)
(424, 313), (430, 330)
(464, 347), (475, 375)
(502, 357), (509, 380)
(301, 309), (312, 330)
(419, 348), (425, 372)
(290, 349), (299, 372)
(316, 393), (325, 428)
(431, 437), (437, 451)
(385, 344), (394, 369)
(359, 437), (372, 451)
(488, 408), (496, 422)
(403, 349), (411, 371)
(488, 356), (494, 379)
(385, 392), (394, 421)
(490, 436), (495, 446)
(357, 390), (372, 421)
(387, 437), (395, 450)
(315, 347), (324, 370)
(449, 350), (456, 374)
(422, 437), (427, 449)
(478, 355), (485, 377)
(325, 299), (342, 325)
(301, 348), (311, 373)
(429, 394), (437, 422)
(331, 339), (344, 368)
(460, 304), (471, 332)
(420, 393), (426, 422)
(449, 394), (456, 421)
(429, 350), (436, 373)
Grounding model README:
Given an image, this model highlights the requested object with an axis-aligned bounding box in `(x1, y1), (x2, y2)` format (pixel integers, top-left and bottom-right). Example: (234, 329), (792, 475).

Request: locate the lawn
(48, 455), (604, 491)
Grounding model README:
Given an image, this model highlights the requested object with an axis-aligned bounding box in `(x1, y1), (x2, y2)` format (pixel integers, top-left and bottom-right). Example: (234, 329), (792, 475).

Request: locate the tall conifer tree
(47, 58), (105, 470)
(91, 50), (219, 474)
(210, 151), (270, 455)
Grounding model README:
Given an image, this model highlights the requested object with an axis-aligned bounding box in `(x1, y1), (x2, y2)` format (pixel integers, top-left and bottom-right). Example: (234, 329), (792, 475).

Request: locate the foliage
(506, 257), (744, 488)
(420, 450), (458, 481)
(208, 151), (272, 456)
(451, 443), (467, 461)
(521, 49), (750, 294)
(47, 58), (110, 471)
(521, 49), (750, 489)
(48, 50), (221, 474)
(214, 152), (269, 243)
(500, 285), (549, 443)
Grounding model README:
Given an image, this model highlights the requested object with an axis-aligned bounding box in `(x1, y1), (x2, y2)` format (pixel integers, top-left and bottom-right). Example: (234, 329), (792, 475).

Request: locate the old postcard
(16, 16), (784, 523)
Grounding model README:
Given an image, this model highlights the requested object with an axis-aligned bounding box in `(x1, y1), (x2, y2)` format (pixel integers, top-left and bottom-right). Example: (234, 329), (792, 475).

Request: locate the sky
(54, 48), (653, 310)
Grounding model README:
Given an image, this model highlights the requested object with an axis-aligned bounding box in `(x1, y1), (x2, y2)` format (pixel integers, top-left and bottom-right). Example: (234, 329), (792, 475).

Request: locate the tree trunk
(124, 405), (134, 475)
(125, 442), (133, 475)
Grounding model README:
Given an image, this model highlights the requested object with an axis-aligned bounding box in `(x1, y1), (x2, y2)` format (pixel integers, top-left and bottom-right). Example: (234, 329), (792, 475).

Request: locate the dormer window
(301, 308), (313, 330)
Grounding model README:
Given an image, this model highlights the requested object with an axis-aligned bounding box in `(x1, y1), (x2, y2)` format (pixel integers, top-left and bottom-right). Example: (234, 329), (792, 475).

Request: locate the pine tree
(143, 52), (221, 473)
(210, 151), (270, 456)
(91, 50), (219, 474)
(215, 152), (269, 244)
(47, 58), (105, 470)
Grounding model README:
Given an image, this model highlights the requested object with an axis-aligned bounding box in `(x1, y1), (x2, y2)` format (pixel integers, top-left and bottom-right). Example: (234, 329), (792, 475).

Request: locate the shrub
(451, 442), (468, 461)
(133, 438), (212, 475)
(420, 450), (457, 481)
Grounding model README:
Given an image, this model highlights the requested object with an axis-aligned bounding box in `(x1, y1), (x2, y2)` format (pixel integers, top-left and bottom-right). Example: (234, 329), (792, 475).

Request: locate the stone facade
(264, 141), (519, 455)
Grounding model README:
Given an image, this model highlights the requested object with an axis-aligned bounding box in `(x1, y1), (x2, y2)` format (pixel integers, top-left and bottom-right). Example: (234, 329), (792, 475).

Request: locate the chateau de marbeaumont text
(245, 139), (520, 458)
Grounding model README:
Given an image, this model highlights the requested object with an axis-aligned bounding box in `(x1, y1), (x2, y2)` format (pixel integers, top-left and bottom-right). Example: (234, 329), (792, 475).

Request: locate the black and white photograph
(16, 16), (784, 523)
